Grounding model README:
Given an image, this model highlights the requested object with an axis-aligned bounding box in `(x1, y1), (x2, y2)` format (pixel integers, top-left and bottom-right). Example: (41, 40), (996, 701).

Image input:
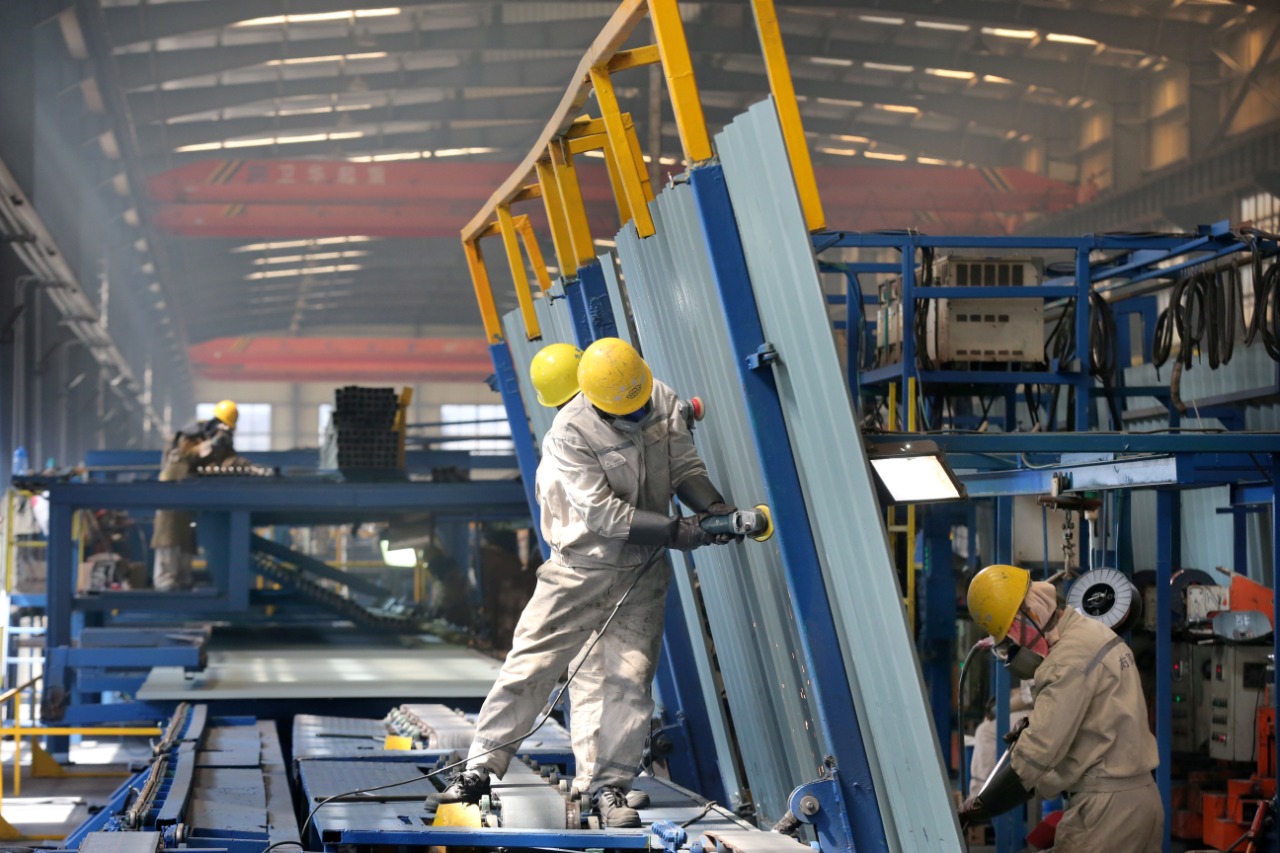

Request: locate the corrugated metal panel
(617, 193), (827, 821)
(598, 252), (634, 346)
(717, 99), (960, 850)
(501, 309), (553, 447)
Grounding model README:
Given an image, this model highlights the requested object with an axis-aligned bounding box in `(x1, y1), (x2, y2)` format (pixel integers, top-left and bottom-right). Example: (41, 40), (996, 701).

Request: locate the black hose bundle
(1253, 252), (1280, 361)
(1043, 293), (1121, 429)
(1154, 265), (1247, 373)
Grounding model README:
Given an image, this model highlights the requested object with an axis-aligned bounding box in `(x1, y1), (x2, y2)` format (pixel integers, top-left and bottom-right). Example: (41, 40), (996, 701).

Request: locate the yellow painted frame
(463, 238), (503, 344)
(748, 0), (825, 232)
(497, 205), (542, 341)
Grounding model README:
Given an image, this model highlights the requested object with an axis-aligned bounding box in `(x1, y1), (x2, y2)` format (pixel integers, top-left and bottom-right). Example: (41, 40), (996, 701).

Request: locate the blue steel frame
(815, 223), (1278, 430)
(688, 163), (888, 852)
(40, 477), (529, 725)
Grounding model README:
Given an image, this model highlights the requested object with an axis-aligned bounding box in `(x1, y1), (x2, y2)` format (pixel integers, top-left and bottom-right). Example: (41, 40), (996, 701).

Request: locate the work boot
(625, 789), (650, 810)
(594, 786), (641, 828)
(428, 767), (491, 806)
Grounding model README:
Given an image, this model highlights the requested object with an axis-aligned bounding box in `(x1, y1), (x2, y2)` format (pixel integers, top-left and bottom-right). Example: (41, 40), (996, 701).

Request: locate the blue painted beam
(84, 448), (518, 473)
(867, 432), (1280, 454)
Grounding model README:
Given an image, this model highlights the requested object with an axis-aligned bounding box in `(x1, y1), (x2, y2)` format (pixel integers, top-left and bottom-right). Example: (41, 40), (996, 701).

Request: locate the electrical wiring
(261, 545), (669, 853)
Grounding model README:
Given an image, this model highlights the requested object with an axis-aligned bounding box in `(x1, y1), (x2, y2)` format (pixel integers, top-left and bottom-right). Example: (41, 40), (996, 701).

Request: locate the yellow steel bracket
(497, 204), (543, 341)
(534, 159), (575, 278)
(588, 65), (654, 238)
(649, 0), (712, 164)
(462, 237), (504, 345)
(607, 44), (661, 74)
(749, 0), (825, 231)
(567, 131), (630, 225)
(548, 141), (595, 269)
(513, 215), (554, 293)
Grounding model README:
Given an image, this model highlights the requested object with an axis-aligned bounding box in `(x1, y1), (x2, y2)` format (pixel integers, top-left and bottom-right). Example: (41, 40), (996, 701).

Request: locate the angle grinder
(699, 504), (775, 542)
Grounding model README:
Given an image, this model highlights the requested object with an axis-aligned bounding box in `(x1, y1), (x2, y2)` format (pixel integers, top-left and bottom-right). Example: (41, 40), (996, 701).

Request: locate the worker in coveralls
(432, 337), (737, 827)
(151, 400), (245, 591)
(961, 564), (1162, 852)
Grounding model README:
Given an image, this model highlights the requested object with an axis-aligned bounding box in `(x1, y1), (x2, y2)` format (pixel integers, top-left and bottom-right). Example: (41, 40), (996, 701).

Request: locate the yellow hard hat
(212, 400), (239, 429)
(578, 337), (653, 416)
(967, 564), (1031, 642)
(530, 343), (583, 408)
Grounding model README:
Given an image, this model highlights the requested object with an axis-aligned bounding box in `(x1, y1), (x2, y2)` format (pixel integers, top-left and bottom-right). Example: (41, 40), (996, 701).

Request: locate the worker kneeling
(431, 338), (738, 828)
(961, 565), (1163, 852)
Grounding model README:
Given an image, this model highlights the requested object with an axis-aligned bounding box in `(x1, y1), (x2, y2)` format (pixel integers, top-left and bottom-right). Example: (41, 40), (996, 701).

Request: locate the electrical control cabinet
(876, 255), (1046, 365)
(1172, 642), (1214, 753)
(1206, 644), (1271, 763)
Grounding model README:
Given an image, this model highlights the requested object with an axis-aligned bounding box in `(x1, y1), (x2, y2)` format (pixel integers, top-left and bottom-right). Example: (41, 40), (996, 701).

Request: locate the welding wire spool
(689, 396), (705, 420)
(1067, 568), (1138, 631)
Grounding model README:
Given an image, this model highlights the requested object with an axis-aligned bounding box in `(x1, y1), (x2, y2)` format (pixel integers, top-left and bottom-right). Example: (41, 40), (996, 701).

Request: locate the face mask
(601, 401), (655, 434)
(993, 609), (1055, 680)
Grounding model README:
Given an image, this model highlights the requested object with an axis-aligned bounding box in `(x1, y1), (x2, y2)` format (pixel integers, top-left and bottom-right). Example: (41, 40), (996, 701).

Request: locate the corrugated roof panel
(617, 190), (827, 822)
(717, 98), (960, 850)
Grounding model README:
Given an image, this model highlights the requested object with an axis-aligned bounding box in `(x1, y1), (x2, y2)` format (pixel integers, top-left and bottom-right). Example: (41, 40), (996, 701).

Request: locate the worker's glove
(703, 501), (742, 544)
(1003, 717), (1030, 746)
(958, 757), (1033, 829)
(668, 514), (716, 552)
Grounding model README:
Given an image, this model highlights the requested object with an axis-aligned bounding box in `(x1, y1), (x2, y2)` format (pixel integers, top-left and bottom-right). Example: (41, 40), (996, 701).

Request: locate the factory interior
(1, 1), (1280, 852)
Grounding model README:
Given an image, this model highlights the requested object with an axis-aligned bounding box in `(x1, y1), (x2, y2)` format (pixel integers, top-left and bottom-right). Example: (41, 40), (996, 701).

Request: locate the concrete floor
(0, 737), (151, 841)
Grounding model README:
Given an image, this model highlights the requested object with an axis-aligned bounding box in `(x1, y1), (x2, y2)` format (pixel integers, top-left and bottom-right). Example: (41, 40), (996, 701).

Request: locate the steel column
(920, 508), (956, 770)
(576, 260), (619, 341)
(992, 496), (1019, 853)
(1155, 488), (1179, 853)
(687, 164), (887, 851)
(559, 279), (595, 348)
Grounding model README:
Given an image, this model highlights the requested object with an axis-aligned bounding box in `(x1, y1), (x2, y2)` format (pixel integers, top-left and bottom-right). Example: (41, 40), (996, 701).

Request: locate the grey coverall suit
(465, 380), (706, 793)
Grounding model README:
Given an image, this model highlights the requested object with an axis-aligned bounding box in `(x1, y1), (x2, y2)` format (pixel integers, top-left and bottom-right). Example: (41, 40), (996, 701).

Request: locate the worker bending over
(961, 565), (1162, 852)
(434, 338), (736, 827)
(151, 400), (249, 591)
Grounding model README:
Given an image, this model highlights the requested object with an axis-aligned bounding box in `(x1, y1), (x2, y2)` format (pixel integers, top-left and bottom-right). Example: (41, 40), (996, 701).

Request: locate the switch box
(1207, 645), (1270, 763)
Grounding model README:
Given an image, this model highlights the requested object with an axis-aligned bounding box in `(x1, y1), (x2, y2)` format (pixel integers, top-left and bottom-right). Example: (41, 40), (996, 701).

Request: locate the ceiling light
(816, 147), (858, 156)
(1046, 33), (1100, 46)
(864, 62), (914, 73)
(658, 156), (679, 165)
(234, 237), (373, 252)
(581, 150), (606, 159)
(982, 74), (1015, 84)
(235, 8), (401, 27)
(252, 251), (367, 265)
(811, 56), (854, 67)
(246, 264), (363, 280)
(917, 156), (949, 165)
(915, 21), (970, 32)
(867, 440), (966, 503)
(859, 15), (904, 25)
(433, 147), (498, 157)
(926, 67), (976, 80)
(593, 238), (616, 248)
(265, 52), (387, 66)
(816, 97), (864, 108)
(380, 540), (419, 568)
(832, 134), (870, 143)
(864, 151), (908, 161)
(874, 103), (920, 114)
(983, 27), (1037, 39)
(176, 130), (364, 153)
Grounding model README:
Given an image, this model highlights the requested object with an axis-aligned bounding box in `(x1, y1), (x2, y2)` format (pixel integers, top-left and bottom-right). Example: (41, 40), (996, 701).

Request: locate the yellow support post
(748, 0), (825, 232)
(534, 159), (575, 277)
(648, 0), (712, 164)
(588, 65), (653, 238)
(514, 215), (554, 294)
(496, 204), (542, 341)
(623, 118), (655, 203)
(462, 238), (504, 344)
(568, 132), (630, 225)
(548, 142), (595, 268)
(607, 44), (661, 73)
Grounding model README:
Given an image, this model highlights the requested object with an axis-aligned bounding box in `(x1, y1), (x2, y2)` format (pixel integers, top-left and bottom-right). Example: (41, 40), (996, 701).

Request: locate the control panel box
(1206, 644), (1270, 763)
(876, 255), (1046, 365)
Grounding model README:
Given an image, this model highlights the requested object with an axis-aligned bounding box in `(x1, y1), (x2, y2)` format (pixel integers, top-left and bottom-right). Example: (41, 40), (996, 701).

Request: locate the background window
(440, 404), (512, 454)
(197, 402), (272, 451)
(318, 403), (334, 445)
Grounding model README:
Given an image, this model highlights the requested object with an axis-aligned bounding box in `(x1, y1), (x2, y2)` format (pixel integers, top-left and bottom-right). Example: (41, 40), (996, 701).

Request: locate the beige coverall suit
(1009, 607), (1163, 853)
(465, 380), (706, 794)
